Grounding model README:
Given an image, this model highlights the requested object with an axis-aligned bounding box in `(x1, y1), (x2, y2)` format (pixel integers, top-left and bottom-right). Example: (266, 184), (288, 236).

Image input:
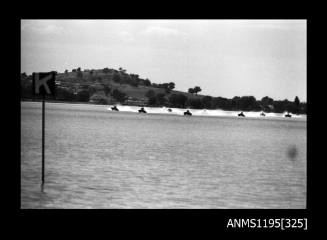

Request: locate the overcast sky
(21, 20), (306, 101)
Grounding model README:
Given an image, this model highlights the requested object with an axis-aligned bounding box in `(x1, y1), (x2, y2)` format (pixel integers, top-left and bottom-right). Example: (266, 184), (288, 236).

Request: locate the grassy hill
(54, 68), (203, 103)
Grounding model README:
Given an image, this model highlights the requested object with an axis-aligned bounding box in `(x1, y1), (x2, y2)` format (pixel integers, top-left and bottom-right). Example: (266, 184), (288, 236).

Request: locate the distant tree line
(143, 89), (306, 114)
(145, 90), (167, 106)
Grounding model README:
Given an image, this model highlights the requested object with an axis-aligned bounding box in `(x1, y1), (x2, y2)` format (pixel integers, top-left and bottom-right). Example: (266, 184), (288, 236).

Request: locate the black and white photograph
(20, 19), (307, 209)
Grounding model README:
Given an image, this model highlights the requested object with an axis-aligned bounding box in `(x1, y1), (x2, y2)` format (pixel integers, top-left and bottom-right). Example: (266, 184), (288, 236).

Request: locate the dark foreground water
(21, 101), (306, 208)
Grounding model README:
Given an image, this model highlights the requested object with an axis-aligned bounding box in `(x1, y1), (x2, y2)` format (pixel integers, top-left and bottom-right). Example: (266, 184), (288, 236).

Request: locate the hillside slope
(55, 68), (203, 102)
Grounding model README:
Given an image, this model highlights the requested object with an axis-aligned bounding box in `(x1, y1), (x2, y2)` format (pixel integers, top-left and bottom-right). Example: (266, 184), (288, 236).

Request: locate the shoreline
(21, 100), (307, 119)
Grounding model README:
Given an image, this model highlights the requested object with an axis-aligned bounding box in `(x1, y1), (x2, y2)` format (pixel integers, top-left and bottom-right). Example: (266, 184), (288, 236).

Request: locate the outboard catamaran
(138, 107), (147, 113)
(111, 106), (119, 111)
(184, 110), (192, 116)
(238, 112), (245, 117)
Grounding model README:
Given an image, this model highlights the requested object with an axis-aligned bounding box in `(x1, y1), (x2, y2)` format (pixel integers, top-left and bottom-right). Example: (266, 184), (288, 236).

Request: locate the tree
(56, 87), (75, 101)
(77, 67), (81, 72)
(201, 96), (212, 109)
(130, 78), (139, 87)
(77, 71), (83, 79)
(294, 96), (300, 106)
(145, 89), (156, 99)
(113, 73), (121, 84)
(261, 96), (274, 111)
(238, 96), (258, 111)
(76, 90), (90, 102)
(261, 96), (274, 106)
(88, 86), (97, 96)
(186, 98), (203, 109)
(168, 82), (175, 90)
(169, 94), (188, 108)
(64, 70), (68, 74)
(103, 68), (110, 74)
(144, 78), (151, 86)
(273, 99), (293, 113)
(188, 88), (194, 94)
(159, 83), (168, 89)
(146, 90), (157, 105)
(193, 86), (202, 95)
(97, 76), (102, 82)
(103, 85), (111, 96)
(211, 97), (229, 110)
(158, 82), (174, 93)
(118, 67), (126, 74)
(148, 97), (156, 105)
(188, 86), (201, 95)
(112, 89), (127, 103)
(285, 102), (297, 113)
(273, 100), (285, 113)
(130, 74), (139, 80)
(294, 96), (300, 114)
(232, 96), (241, 110)
(156, 93), (167, 106)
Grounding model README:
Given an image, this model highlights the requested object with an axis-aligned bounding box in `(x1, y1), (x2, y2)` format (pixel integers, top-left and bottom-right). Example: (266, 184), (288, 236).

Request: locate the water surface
(21, 101), (306, 208)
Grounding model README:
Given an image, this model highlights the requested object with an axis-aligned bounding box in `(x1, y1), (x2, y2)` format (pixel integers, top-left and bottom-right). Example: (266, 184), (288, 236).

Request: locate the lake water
(21, 101), (307, 208)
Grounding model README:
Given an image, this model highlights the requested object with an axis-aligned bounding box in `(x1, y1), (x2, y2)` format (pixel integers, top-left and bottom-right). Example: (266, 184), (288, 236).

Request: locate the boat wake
(107, 105), (306, 119)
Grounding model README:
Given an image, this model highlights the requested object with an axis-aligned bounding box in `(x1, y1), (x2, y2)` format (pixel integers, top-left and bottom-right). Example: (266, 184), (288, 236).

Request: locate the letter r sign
(32, 72), (56, 96)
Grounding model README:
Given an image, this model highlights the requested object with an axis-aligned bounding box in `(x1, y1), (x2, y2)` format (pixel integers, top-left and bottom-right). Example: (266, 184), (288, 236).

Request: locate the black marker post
(42, 95), (45, 185)
(32, 72), (56, 186)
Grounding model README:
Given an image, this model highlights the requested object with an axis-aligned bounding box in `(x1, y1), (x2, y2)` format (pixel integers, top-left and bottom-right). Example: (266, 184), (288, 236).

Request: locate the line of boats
(110, 106), (293, 118)
(238, 111), (292, 118)
(111, 106), (193, 116)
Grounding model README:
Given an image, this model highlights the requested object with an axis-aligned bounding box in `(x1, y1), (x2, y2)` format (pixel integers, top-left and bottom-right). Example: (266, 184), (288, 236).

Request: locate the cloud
(21, 21), (64, 35)
(117, 31), (134, 42)
(42, 24), (64, 34)
(141, 26), (181, 36)
(236, 20), (306, 31)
